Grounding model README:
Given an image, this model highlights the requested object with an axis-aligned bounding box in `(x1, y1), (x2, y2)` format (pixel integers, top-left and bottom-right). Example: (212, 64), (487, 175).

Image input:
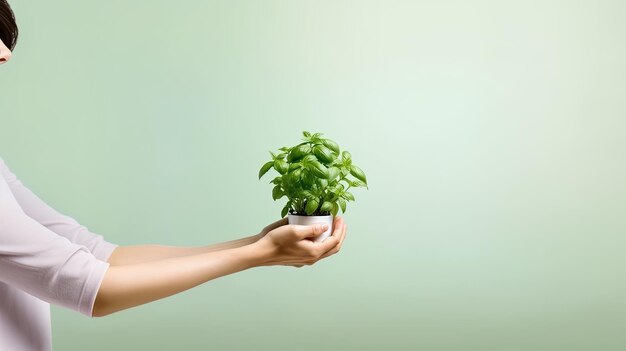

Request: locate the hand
(254, 217), (290, 241)
(252, 216), (347, 268)
(249, 217), (289, 243)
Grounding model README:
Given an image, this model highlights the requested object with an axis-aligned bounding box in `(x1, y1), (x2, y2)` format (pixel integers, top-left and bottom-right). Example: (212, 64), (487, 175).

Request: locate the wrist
(249, 232), (263, 244)
(239, 240), (274, 268)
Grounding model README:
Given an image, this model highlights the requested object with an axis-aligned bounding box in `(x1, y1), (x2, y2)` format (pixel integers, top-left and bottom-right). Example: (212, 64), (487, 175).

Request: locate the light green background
(2, 1), (626, 350)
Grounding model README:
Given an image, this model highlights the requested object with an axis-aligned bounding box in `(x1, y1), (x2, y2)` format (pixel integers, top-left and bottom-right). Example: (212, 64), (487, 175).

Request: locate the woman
(0, 2), (347, 350)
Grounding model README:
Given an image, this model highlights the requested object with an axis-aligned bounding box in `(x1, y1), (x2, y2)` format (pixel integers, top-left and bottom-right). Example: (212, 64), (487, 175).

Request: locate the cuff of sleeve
(77, 258), (110, 317)
(91, 240), (119, 263)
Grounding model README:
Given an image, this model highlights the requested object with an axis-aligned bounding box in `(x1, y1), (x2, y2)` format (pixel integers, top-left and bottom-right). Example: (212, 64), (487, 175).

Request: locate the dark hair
(0, 0), (18, 50)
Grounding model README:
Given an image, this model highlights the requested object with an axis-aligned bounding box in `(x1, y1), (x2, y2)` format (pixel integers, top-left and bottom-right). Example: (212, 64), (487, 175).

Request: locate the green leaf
(327, 166), (341, 181)
(287, 144), (311, 162)
(302, 154), (317, 163)
(303, 131), (311, 138)
(331, 202), (339, 216)
(343, 191), (355, 201)
(302, 171), (317, 188)
(322, 139), (340, 154)
(281, 203), (291, 218)
(320, 201), (333, 212)
(338, 197), (347, 213)
(290, 168), (303, 182)
(272, 185), (284, 200)
(350, 179), (367, 188)
(305, 198), (319, 215)
(309, 161), (329, 179)
(301, 190), (316, 199)
(316, 177), (329, 189)
(258, 161), (274, 179)
(274, 159), (289, 175)
(270, 176), (282, 185)
(341, 150), (352, 162)
(349, 165), (367, 185)
(289, 162), (302, 171)
(326, 191), (339, 202)
(291, 168), (302, 183)
(313, 145), (335, 163)
(310, 137), (323, 145)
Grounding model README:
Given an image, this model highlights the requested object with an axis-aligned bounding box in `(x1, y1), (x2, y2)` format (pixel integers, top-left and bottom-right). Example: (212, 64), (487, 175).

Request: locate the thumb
(294, 223), (329, 240)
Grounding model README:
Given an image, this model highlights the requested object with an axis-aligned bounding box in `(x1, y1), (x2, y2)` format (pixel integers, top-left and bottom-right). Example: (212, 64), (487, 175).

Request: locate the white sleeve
(0, 157), (118, 262)
(0, 174), (109, 317)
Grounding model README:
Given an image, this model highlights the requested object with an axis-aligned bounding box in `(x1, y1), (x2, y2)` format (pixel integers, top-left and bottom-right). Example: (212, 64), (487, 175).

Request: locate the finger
(319, 215), (341, 241)
(322, 216), (343, 243)
(319, 221), (346, 259)
(292, 222), (330, 240)
(317, 217), (344, 252)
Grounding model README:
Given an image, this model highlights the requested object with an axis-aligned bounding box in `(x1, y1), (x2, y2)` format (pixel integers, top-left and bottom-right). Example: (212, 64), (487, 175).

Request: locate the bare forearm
(107, 234), (261, 265)
(93, 243), (269, 317)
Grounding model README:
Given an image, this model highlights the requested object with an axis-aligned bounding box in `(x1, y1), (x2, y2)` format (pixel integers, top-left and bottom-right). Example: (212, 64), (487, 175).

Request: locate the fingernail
(321, 224), (329, 231)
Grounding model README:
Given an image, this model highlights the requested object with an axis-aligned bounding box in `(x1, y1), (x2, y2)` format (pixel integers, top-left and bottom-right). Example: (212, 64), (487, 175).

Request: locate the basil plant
(259, 131), (368, 218)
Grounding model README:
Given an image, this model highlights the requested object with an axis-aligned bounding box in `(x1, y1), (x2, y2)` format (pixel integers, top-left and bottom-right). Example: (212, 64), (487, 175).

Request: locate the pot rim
(287, 213), (333, 217)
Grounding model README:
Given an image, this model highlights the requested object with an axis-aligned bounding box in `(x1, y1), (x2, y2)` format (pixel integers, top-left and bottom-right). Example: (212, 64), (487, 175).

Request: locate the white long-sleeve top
(0, 156), (118, 350)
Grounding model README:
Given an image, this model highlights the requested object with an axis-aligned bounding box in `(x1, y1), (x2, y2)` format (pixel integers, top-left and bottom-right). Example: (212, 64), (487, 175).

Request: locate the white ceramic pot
(287, 214), (334, 243)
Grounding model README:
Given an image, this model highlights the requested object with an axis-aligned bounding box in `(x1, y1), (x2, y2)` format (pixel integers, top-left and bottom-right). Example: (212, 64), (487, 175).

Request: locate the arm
(106, 235), (260, 265)
(106, 218), (287, 265)
(92, 219), (343, 317)
(93, 243), (268, 317)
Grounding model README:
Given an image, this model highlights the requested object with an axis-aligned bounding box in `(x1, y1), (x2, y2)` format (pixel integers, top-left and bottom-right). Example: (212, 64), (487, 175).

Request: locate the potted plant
(258, 131), (368, 242)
